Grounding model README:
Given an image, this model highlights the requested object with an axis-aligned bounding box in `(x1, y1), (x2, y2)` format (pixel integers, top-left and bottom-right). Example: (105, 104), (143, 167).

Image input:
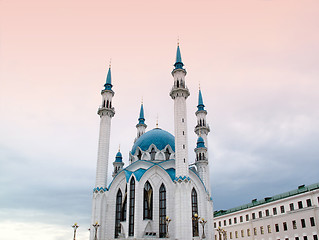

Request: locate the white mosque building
(90, 45), (214, 240)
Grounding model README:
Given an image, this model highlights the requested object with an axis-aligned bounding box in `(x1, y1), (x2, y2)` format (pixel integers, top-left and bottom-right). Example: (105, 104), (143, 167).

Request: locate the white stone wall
(214, 189), (319, 240)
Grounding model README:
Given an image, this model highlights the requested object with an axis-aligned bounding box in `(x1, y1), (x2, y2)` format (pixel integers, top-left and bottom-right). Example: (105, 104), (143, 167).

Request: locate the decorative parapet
(93, 187), (108, 193)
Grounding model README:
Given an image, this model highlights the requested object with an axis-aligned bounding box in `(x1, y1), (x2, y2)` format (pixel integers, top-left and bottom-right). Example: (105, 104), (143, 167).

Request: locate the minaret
(135, 102), (147, 139)
(112, 148), (124, 178)
(194, 136), (209, 189)
(95, 65), (115, 189)
(170, 43), (192, 240)
(194, 89), (210, 148)
(194, 89), (211, 194)
(170, 43), (190, 178)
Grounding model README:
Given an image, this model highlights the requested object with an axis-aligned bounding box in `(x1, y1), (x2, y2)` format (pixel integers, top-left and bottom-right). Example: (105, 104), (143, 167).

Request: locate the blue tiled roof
(197, 89), (205, 111)
(197, 136), (205, 148)
(115, 151), (122, 162)
(174, 45), (184, 69)
(131, 128), (175, 155)
(104, 67), (112, 90)
(138, 103), (145, 124)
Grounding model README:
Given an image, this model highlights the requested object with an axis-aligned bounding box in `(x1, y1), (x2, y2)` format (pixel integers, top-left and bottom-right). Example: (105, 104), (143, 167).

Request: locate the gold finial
(109, 58), (112, 68)
(199, 82), (201, 90)
(141, 97), (143, 104)
(156, 114), (159, 128)
(177, 36), (180, 46)
(118, 144), (120, 152)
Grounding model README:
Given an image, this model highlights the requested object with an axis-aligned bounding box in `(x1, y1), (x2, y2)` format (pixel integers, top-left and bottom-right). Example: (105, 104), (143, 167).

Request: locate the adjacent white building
(90, 45), (214, 240)
(214, 183), (319, 240)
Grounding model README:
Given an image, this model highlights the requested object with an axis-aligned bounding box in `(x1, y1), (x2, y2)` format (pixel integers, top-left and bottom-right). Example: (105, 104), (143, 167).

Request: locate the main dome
(131, 128), (175, 155)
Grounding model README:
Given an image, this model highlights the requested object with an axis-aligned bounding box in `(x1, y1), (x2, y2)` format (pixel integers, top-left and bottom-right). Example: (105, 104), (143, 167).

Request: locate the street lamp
(216, 227), (227, 240)
(192, 213), (200, 237)
(199, 218), (207, 239)
(165, 216), (171, 238)
(92, 221), (100, 240)
(72, 223), (79, 240)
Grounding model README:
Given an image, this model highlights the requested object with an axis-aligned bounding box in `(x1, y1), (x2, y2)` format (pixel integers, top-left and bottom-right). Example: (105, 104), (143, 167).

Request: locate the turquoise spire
(174, 44), (184, 69)
(197, 89), (205, 111)
(104, 66), (113, 90)
(115, 150), (122, 162)
(138, 103), (145, 125)
(196, 136), (206, 148)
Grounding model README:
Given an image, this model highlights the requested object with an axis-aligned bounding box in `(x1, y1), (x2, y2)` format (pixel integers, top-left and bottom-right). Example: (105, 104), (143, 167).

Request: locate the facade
(214, 183), (319, 240)
(90, 45), (214, 240)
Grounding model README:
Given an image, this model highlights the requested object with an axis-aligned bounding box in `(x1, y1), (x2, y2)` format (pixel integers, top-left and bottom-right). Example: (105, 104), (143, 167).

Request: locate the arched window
(106, 100), (109, 108)
(103, 100), (106, 107)
(192, 188), (199, 237)
(143, 181), (153, 220)
(177, 80), (179, 88)
(164, 148), (170, 160)
(150, 148), (156, 160)
(114, 189), (122, 238)
(121, 186), (127, 221)
(137, 149), (142, 160)
(129, 177), (135, 236)
(159, 184), (166, 238)
(110, 101), (112, 108)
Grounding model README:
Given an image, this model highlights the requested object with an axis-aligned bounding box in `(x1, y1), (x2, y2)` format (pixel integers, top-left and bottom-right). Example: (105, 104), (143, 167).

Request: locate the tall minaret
(135, 102), (147, 139)
(170, 43), (192, 240)
(95, 65), (115, 189)
(194, 89), (211, 194)
(170, 43), (190, 178)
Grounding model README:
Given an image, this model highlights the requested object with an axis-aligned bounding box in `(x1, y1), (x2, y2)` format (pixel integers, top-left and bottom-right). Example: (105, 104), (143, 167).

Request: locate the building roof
(196, 136), (205, 148)
(115, 151), (123, 162)
(214, 182), (319, 217)
(131, 128), (175, 155)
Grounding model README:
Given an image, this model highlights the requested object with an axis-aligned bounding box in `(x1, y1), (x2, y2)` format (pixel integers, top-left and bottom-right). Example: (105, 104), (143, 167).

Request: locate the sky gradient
(1, 0), (319, 239)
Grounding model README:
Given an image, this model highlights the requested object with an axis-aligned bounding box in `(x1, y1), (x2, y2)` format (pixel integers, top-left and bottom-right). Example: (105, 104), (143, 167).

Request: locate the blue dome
(115, 151), (122, 162)
(131, 128), (175, 155)
(196, 136), (205, 148)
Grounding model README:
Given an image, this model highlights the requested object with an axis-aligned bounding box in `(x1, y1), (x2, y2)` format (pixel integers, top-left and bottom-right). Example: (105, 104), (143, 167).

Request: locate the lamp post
(222, 229), (227, 240)
(199, 218), (207, 239)
(192, 213), (200, 237)
(165, 216), (171, 238)
(216, 227), (222, 240)
(72, 223), (79, 240)
(92, 221), (100, 240)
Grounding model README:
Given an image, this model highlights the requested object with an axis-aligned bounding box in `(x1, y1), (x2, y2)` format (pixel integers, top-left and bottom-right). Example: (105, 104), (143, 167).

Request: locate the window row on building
(214, 217), (316, 240)
(215, 198), (316, 228)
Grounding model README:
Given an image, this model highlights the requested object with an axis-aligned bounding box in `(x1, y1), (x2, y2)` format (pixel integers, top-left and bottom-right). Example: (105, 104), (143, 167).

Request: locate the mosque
(90, 45), (214, 240)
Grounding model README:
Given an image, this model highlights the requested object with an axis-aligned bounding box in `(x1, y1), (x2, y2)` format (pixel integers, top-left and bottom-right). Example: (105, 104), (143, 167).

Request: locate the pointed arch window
(106, 100), (109, 108)
(121, 186), (127, 221)
(165, 148), (170, 160)
(177, 80), (179, 88)
(114, 189), (122, 238)
(129, 177), (135, 236)
(143, 181), (153, 220)
(150, 147), (156, 160)
(192, 188), (199, 237)
(159, 183), (166, 238)
(137, 149), (142, 160)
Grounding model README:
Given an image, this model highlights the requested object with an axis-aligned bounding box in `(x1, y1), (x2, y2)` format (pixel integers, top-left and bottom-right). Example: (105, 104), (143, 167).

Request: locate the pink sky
(1, 1), (319, 239)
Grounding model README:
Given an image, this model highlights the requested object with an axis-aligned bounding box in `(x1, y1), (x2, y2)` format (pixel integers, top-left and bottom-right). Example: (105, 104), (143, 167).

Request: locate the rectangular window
(252, 213), (256, 219)
(219, 221), (221, 227)
(229, 218), (232, 225)
(281, 205), (285, 213)
(275, 224), (279, 232)
(310, 217), (315, 227)
(267, 225), (271, 233)
(241, 230), (244, 237)
(293, 220), (297, 229)
(307, 199), (312, 207)
(318, 196), (319, 204)
(259, 211), (262, 218)
(298, 201), (303, 209)
(254, 227), (257, 235)
(214, 222), (216, 228)
(295, 237), (299, 240)
(234, 217), (237, 224)
(266, 209), (270, 216)
(260, 226), (264, 234)
(246, 214), (249, 221)
(304, 236), (308, 240)
(283, 222), (288, 231)
(224, 220), (226, 226)
(301, 219), (306, 228)
(290, 203), (295, 211)
(273, 207), (277, 215)
(247, 229), (250, 236)
(235, 231), (238, 238)
(240, 216), (243, 222)
(230, 232), (233, 239)
(314, 235), (318, 240)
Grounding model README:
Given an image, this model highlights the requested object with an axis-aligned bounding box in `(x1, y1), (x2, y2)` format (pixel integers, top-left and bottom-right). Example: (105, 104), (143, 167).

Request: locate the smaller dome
(115, 151), (123, 162)
(196, 136), (205, 148)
